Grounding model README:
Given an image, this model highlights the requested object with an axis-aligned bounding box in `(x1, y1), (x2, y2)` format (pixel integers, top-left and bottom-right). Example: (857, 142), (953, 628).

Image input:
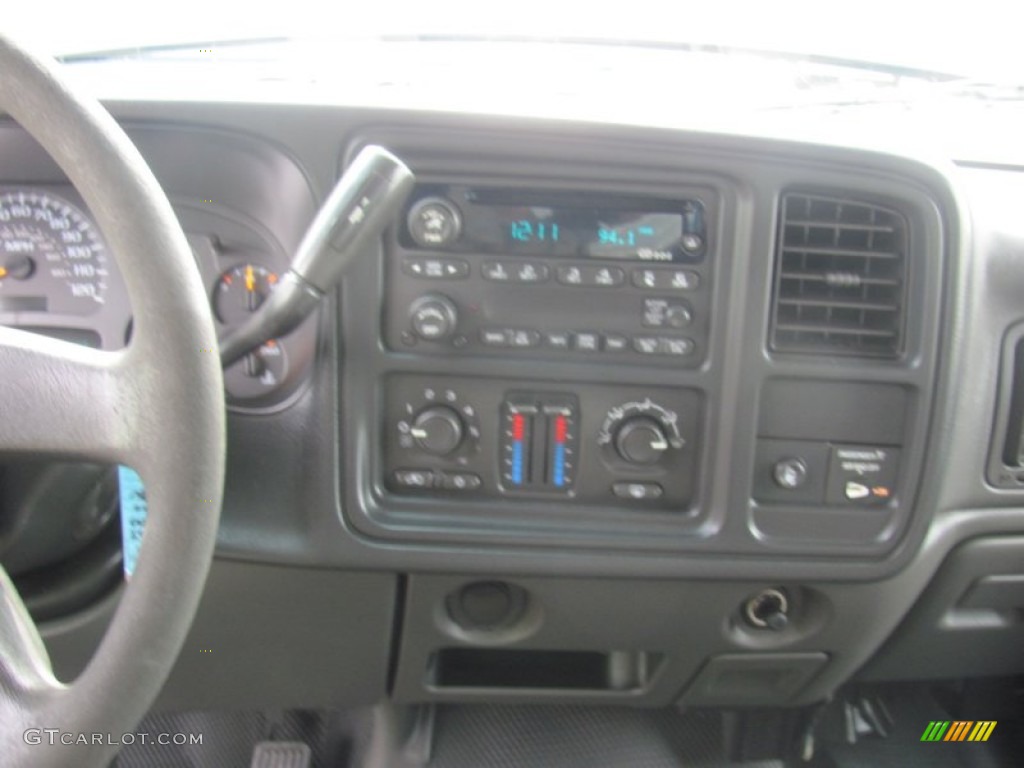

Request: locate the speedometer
(0, 189), (109, 315)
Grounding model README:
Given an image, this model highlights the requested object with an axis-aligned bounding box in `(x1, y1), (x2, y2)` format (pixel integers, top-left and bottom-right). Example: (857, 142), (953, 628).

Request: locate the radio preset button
(661, 337), (695, 356)
(557, 266), (583, 285)
(572, 332), (600, 352)
(482, 261), (512, 281)
(592, 266), (624, 286)
(604, 334), (629, 352)
(632, 267), (700, 291)
(633, 336), (661, 355)
(514, 262), (549, 283)
(480, 329), (511, 347)
(509, 329), (541, 348)
(557, 265), (625, 288)
(545, 331), (570, 349)
(445, 261), (470, 278)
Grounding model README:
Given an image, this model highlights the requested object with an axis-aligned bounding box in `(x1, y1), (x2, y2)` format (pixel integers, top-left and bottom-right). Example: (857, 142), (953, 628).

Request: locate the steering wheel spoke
(0, 325), (138, 464)
(0, 564), (62, 721)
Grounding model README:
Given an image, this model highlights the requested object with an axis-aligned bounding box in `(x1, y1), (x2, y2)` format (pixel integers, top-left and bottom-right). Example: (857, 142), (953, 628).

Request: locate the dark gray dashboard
(342, 124), (945, 567)
(4, 102), (1022, 712)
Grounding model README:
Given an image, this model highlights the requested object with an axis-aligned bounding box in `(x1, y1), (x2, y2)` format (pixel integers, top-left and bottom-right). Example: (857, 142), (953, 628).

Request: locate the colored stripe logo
(921, 721), (997, 742)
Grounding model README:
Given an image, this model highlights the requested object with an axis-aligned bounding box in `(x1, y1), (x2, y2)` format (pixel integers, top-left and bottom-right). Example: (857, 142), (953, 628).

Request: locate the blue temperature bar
(553, 444), (566, 487)
(512, 441), (524, 485)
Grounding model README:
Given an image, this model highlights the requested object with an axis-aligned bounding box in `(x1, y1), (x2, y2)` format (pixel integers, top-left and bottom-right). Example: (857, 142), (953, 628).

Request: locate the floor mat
(810, 682), (1021, 768)
(112, 709), (355, 768)
(427, 705), (783, 768)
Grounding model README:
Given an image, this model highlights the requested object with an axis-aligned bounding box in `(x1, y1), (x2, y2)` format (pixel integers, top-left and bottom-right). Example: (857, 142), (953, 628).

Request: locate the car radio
(382, 184), (715, 366)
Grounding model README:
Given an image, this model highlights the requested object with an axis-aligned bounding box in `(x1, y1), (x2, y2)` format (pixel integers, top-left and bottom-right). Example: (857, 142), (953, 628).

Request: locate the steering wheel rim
(0, 33), (225, 768)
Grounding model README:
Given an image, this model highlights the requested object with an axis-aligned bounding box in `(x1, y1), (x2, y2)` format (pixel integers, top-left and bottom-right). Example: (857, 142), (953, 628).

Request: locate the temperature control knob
(409, 294), (458, 341)
(614, 416), (671, 465)
(411, 405), (464, 456)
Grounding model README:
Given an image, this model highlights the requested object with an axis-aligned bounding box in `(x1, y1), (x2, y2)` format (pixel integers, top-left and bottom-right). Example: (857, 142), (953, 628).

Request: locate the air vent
(770, 193), (908, 358)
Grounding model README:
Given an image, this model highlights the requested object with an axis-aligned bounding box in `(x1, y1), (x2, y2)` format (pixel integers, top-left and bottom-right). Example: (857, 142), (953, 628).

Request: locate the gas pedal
(844, 694), (895, 743)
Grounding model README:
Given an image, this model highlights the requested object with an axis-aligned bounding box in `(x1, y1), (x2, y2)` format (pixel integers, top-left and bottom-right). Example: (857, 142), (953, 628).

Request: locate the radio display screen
(491, 208), (685, 261)
(404, 187), (707, 263)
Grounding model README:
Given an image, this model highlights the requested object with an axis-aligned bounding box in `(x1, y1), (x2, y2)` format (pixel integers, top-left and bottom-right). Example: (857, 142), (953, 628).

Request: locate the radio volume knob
(614, 416), (671, 466)
(409, 294), (458, 341)
(411, 406), (464, 456)
(408, 197), (462, 248)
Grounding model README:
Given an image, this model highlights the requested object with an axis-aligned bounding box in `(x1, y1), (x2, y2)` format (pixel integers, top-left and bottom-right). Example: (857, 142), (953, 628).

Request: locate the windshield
(7, 0), (1024, 165)
(7, 0), (1023, 84)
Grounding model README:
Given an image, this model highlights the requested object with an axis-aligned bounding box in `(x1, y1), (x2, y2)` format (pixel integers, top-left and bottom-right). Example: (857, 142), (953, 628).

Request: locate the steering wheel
(0, 34), (225, 768)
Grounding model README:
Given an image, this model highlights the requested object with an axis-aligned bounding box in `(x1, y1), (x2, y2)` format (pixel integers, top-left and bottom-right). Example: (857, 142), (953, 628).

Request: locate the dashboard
(2, 101), (1023, 714)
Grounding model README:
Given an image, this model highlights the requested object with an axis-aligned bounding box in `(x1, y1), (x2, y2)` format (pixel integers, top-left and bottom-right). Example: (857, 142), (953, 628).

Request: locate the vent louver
(770, 193), (908, 358)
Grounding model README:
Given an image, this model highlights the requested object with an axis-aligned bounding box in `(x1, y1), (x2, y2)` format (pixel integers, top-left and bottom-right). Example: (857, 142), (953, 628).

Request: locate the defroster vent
(770, 193), (908, 358)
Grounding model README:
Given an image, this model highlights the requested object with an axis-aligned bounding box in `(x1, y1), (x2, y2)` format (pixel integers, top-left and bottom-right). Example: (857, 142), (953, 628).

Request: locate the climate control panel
(500, 393), (579, 493)
(383, 375), (701, 509)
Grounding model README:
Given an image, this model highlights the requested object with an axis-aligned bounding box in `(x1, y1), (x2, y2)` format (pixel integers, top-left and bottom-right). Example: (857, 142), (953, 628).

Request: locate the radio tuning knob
(614, 416), (671, 466)
(409, 294), (458, 341)
(410, 405), (464, 456)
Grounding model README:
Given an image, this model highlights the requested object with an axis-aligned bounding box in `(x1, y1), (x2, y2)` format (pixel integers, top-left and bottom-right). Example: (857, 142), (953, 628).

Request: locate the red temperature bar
(554, 414), (567, 443)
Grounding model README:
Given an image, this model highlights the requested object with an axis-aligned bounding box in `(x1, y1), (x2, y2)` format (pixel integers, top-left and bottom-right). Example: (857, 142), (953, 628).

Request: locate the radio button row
(564, 332), (639, 354)
(403, 258), (470, 279)
(483, 329), (693, 357)
(633, 336), (696, 356)
(632, 267), (700, 291)
(556, 265), (625, 288)
(482, 261), (550, 283)
(480, 328), (541, 348)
